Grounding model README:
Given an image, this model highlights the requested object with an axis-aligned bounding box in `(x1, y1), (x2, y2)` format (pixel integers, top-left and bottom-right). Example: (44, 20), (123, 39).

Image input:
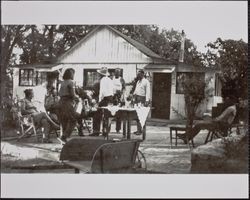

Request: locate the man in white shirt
(133, 69), (151, 135)
(133, 69), (151, 106)
(98, 70), (114, 105)
(89, 67), (114, 136)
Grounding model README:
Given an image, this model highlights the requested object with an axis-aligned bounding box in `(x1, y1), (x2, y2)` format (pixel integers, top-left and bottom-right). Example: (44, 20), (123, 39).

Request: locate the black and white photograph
(1, 0), (248, 198)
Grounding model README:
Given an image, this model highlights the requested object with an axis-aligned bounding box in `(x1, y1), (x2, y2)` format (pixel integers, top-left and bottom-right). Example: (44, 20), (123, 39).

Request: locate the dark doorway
(151, 73), (172, 119)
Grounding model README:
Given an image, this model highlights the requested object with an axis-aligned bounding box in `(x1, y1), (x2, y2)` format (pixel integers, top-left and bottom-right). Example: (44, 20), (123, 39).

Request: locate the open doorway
(151, 73), (172, 119)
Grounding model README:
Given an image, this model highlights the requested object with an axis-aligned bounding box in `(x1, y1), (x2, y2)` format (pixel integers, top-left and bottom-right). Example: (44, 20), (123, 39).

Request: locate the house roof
(57, 25), (167, 62)
(144, 64), (175, 72)
(176, 63), (220, 72)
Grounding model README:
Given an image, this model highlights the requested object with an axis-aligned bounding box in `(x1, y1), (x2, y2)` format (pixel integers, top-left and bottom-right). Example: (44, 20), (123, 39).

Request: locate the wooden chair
(169, 125), (194, 149)
(12, 100), (61, 142)
(204, 126), (228, 144)
(82, 117), (92, 134)
(44, 111), (61, 138)
(75, 98), (93, 134)
(11, 101), (39, 141)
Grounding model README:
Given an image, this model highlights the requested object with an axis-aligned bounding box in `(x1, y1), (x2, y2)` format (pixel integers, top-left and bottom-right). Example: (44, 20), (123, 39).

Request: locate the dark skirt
(57, 97), (77, 123)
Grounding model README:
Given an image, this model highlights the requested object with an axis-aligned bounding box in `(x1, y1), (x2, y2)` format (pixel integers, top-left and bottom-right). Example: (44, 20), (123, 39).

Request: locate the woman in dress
(57, 68), (79, 143)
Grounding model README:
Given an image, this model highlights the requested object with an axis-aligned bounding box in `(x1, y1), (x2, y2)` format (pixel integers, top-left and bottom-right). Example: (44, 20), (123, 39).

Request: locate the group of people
(90, 67), (151, 137)
(20, 67), (151, 144)
(19, 66), (247, 145)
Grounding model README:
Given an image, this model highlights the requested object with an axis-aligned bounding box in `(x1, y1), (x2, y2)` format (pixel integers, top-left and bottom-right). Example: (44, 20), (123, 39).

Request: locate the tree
(19, 25), (96, 64)
(179, 74), (213, 127)
(1, 25), (32, 126)
(205, 38), (248, 99)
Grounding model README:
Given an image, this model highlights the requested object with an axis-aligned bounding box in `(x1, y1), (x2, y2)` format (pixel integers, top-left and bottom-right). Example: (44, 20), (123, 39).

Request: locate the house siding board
(108, 26), (162, 59)
(170, 70), (185, 119)
(58, 27), (152, 63)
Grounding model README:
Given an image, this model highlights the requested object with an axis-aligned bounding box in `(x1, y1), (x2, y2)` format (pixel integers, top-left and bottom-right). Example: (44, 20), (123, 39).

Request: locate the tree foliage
(1, 25), (32, 124)
(18, 25), (96, 64)
(179, 74), (213, 127)
(205, 38), (248, 99)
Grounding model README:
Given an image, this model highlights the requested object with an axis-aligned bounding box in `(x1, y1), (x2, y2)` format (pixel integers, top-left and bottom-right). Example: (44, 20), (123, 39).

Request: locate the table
(100, 106), (150, 140)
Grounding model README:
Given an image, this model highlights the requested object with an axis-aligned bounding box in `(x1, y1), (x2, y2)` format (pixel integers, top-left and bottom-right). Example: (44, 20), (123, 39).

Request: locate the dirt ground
(1, 154), (74, 173)
(0, 121), (224, 174)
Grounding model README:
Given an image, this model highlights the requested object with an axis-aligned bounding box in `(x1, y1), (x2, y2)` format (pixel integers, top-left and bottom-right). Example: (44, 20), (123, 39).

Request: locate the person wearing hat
(133, 69), (151, 135)
(89, 67), (114, 136)
(97, 67), (114, 106)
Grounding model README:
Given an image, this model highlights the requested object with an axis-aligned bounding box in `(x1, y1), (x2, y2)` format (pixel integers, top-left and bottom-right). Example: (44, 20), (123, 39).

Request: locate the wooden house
(12, 25), (222, 120)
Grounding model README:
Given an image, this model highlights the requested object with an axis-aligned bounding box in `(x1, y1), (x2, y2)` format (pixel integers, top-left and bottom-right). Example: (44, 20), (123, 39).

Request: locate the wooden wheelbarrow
(59, 138), (147, 173)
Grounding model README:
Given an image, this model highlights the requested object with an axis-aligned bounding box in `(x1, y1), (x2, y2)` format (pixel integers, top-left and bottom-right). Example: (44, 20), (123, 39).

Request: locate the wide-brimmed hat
(97, 67), (110, 76)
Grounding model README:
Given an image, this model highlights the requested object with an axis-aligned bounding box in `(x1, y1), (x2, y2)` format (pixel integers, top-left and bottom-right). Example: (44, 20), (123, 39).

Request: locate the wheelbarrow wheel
(133, 149), (147, 173)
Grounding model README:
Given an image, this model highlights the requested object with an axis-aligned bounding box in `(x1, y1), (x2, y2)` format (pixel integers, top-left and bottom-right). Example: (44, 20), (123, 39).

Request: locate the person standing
(57, 68), (79, 143)
(98, 67), (114, 106)
(112, 68), (126, 133)
(133, 69), (151, 135)
(89, 80), (102, 135)
(89, 67), (114, 136)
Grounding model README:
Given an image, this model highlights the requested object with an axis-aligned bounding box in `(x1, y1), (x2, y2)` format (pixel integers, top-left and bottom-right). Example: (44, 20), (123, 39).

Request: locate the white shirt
(113, 77), (122, 93)
(133, 77), (150, 101)
(99, 76), (114, 102)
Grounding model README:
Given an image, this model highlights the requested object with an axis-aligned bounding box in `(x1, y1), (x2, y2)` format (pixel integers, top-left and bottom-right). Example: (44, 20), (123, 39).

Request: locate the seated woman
(20, 89), (52, 143)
